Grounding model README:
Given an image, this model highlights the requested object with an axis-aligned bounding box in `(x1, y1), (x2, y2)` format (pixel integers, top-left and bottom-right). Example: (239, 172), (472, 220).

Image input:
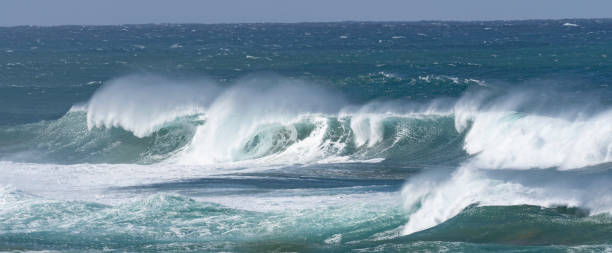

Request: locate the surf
(3, 74), (612, 242)
(2, 75), (611, 170)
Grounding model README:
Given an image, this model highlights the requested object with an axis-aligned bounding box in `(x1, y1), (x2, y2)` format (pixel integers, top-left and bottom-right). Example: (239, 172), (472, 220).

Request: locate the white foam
(454, 91), (612, 170)
(401, 166), (612, 235)
(401, 86), (612, 235)
(350, 113), (385, 148)
(74, 75), (460, 167)
(86, 75), (218, 138)
(175, 77), (344, 165)
(0, 161), (240, 205)
(461, 110), (612, 169)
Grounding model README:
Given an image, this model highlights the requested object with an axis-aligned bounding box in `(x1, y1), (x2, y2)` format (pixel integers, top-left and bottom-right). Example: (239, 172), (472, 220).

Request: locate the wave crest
(86, 75), (218, 138)
(2, 75), (611, 172)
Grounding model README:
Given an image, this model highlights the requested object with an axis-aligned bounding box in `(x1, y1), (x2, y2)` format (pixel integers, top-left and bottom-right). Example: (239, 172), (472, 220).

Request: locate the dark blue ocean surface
(1, 20), (612, 252)
(1, 19), (611, 125)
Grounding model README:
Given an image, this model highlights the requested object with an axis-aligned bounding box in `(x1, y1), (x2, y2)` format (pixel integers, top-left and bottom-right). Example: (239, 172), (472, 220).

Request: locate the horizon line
(1, 17), (611, 28)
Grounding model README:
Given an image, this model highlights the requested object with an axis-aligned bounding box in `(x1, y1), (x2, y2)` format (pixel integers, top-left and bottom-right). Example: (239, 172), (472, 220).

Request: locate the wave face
(402, 204), (612, 245)
(85, 75), (219, 138)
(0, 75), (468, 166)
(4, 75), (612, 170)
(399, 87), (612, 236)
(4, 21), (612, 252)
(0, 110), (199, 164)
(1, 75), (612, 251)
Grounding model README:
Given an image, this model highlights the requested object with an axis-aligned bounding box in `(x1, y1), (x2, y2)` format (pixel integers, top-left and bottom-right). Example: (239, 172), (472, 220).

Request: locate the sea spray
(3, 20), (612, 252)
(402, 85), (612, 235)
(86, 75), (219, 138)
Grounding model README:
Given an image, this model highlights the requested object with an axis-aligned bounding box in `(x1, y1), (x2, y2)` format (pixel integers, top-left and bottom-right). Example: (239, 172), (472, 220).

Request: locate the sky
(1, 0), (612, 26)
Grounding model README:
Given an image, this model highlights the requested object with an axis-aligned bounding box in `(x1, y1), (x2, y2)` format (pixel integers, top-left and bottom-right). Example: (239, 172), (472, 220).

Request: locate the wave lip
(85, 75), (218, 138)
(401, 164), (612, 236)
(4, 75), (612, 171)
(400, 85), (612, 236)
(175, 77), (344, 165)
(458, 109), (612, 170)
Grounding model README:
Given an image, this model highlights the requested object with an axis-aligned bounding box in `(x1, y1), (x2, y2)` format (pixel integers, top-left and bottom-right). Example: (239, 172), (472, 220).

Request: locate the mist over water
(6, 74), (608, 168)
(1, 21), (612, 252)
(86, 75), (220, 138)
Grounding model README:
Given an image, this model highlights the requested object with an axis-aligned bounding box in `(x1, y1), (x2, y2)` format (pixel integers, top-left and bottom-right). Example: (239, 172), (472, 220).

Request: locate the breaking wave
(400, 86), (612, 236)
(1, 75), (611, 170)
(1, 74), (612, 245)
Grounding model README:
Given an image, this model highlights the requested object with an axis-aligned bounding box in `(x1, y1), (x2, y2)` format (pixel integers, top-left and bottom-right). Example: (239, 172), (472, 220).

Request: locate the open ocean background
(1, 19), (612, 252)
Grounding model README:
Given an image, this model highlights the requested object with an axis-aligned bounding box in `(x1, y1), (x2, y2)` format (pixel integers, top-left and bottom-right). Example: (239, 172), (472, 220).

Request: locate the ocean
(1, 20), (611, 252)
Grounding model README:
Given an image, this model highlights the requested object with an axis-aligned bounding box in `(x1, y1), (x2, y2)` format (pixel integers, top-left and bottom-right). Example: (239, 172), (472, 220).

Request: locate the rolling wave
(399, 87), (612, 235)
(0, 109), (463, 166)
(1, 75), (611, 170)
(0, 75), (465, 166)
(0, 110), (200, 164)
(1, 74), (612, 249)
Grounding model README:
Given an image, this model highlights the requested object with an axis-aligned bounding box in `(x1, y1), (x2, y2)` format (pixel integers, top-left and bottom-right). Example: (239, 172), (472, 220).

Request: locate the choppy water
(1, 20), (612, 252)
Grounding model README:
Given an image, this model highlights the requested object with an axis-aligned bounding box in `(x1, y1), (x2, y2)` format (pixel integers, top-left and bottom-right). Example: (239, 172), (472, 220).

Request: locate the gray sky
(1, 0), (612, 26)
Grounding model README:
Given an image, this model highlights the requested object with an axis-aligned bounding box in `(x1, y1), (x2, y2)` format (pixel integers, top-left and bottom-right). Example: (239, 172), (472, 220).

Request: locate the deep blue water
(1, 20), (612, 252)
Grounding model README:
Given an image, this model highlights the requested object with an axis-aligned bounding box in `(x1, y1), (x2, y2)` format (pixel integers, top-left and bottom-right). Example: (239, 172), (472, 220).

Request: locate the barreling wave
(2, 74), (612, 248)
(1, 75), (611, 170)
(0, 108), (464, 166)
(0, 75), (466, 165)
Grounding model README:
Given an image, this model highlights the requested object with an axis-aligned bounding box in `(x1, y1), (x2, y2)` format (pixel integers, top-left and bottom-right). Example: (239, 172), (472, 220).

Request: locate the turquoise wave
(0, 111), (466, 166)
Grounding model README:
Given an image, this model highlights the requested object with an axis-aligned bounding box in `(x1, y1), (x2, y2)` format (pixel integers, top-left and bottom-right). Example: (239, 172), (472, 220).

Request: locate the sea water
(1, 20), (612, 252)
